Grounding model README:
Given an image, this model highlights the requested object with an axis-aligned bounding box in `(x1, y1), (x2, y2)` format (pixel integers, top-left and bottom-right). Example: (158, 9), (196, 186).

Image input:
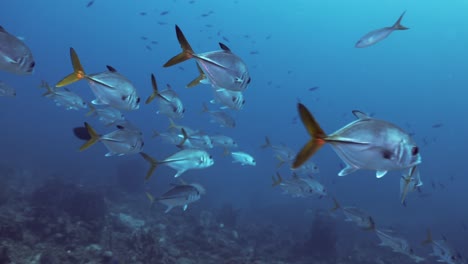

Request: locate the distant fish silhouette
(308, 86), (319, 92)
(86, 0), (95, 7)
(432, 123), (443, 128)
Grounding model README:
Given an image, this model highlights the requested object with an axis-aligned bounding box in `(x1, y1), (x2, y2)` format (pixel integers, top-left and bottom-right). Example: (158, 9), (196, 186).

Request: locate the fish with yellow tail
(146, 73), (185, 119)
(293, 103), (421, 178)
(355, 11), (409, 48)
(163, 25), (251, 92)
(56, 48), (140, 110)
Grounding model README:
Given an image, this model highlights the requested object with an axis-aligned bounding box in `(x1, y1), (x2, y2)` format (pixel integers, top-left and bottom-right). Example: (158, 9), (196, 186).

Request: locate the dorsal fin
(352, 110), (370, 119)
(219, 43), (231, 52)
(106, 65), (117, 72)
(0, 26), (6, 33)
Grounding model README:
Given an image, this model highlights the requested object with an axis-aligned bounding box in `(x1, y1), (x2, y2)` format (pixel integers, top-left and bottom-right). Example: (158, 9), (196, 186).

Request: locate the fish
(146, 74), (185, 119)
(399, 166), (423, 204)
(422, 230), (463, 264)
(293, 103), (421, 178)
(152, 129), (185, 146)
(210, 135), (238, 149)
(332, 198), (375, 230)
(55, 48), (140, 111)
(376, 229), (425, 263)
(87, 105), (125, 126)
(160, 11), (170, 16)
(432, 123), (444, 128)
(272, 173), (325, 198)
(40, 81), (86, 110)
(0, 26), (35, 75)
(140, 149), (214, 180)
(139, 12), (147, 16)
(202, 103), (236, 128)
(308, 86), (319, 92)
(78, 122), (144, 157)
(86, 0), (94, 7)
(355, 11), (409, 48)
(292, 160), (320, 176)
(231, 151), (256, 166)
(164, 26), (251, 92)
(261, 136), (295, 167)
(177, 128), (214, 149)
(0, 81), (16, 96)
(146, 182), (205, 213)
(210, 86), (245, 110)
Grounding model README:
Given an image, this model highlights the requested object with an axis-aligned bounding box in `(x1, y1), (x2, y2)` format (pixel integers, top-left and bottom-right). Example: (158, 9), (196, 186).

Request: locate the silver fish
(273, 173), (325, 198)
(167, 118), (196, 135)
(79, 122), (144, 157)
(355, 11), (409, 48)
(422, 230), (464, 264)
(0, 81), (16, 96)
(146, 74), (185, 119)
(152, 129), (184, 146)
(332, 198), (375, 230)
(164, 26), (251, 92)
(210, 87), (245, 110)
(399, 166), (423, 204)
(292, 160), (320, 176)
(87, 105), (125, 126)
(202, 103), (236, 128)
(231, 151), (256, 166)
(147, 182), (205, 213)
(261, 136), (296, 167)
(376, 229), (425, 263)
(178, 129), (214, 149)
(0, 26), (35, 75)
(140, 149), (214, 180)
(210, 135), (238, 149)
(40, 81), (86, 110)
(293, 103), (421, 178)
(56, 48), (140, 110)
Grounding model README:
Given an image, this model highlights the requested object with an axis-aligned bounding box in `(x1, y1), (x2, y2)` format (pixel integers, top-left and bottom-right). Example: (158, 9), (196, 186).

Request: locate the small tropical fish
(355, 11), (409, 48)
(78, 122), (144, 157)
(376, 229), (425, 263)
(400, 166), (423, 204)
(40, 81), (86, 110)
(146, 74), (185, 119)
(0, 26), (35, 75)
(56, 48), (140, 111)
(0, 81), (16, 96)
(210, 135), (238, 149)
(332, 198), (375, 230)
(146, 182), (205, 213)
(87, 105), (125, 126)
(293, 103), (421, 178)
(231, 151), (256, 166)
(422, 230), (464, 264)
(202, 103), (236, 128)
(164, 26), (251, 92)
(140, 149), (214, 179)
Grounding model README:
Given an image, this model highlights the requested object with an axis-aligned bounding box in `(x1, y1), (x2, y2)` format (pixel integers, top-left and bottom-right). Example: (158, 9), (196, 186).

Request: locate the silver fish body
(88, 106), (125, 126)
(156, 88), (185, 119)
(211, 88), (245, 110)
(204, 108), (236, 128)
(0, 26), (35, 75)
(231, 151), (256, 166)
(399, 166), (423, 204)
(162, 149), (214, 178)
(100, 126), (144, 156)
(210, 135), (238, 149)
(355, 11), (409, 48)
(157, 183), (205, 213)
(87, 70), (140, 110)
(376, 229), (425, 263)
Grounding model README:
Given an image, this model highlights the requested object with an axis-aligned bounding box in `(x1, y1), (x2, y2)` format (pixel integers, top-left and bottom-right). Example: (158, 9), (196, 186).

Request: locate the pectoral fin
(338, 165), (358, 176)
(376, 170), (388, 178)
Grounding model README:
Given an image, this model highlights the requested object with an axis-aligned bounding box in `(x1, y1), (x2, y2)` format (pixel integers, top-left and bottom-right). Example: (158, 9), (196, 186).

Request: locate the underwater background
(0, 0), (467, 263)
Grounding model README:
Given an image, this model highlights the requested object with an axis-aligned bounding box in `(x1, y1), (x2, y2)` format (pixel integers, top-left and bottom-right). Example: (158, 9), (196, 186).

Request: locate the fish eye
(231, 96), (236, 102)
(182, 109), (186, 113)
(30, 61), (35, 68)
(209, 155), (213, 159)
(411, 146), (419, 155)
(121, 95), (128, 101)
(136, 97), (141, 104)
(141, 142), (145, 147)
(242, 100), (245, 105)
(247, 77), (251, 84)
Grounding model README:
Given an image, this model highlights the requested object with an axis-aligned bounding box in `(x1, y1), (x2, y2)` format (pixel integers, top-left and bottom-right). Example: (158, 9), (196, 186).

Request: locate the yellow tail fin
(86, 104), (96, 117)
(140, 152), (159, 180)
(331, 197), (341, 211)
(56, 48), (86, 88)
(292, 103), (327, 169)
(275, 155), (286, 169)
(260, 136), (272, 149)
(79, 122), (100, 151)
(39, 80), (54, 97)
(187, 63), (206, 88)
(145, 73), (159, 104)
(163, 25), (194, 67)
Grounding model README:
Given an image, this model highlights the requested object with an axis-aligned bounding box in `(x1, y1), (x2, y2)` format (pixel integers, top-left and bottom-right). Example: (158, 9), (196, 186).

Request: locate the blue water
(1, 0), (467, 262)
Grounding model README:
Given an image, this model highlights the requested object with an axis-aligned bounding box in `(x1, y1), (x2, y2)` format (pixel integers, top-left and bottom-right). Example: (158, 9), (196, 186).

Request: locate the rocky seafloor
(0, 166), (422, 264)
